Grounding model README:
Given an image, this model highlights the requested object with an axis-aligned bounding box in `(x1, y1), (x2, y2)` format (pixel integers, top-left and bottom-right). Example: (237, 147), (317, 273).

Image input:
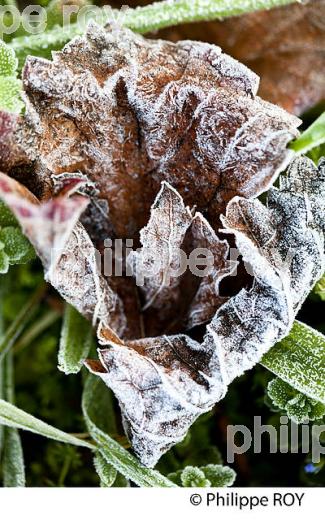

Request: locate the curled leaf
(0, 25), (321, 471)
(130, 182), (193, 312)
(88, 156), (325, 466)
(185, 212), (237, 329)
(82, 375), (176, 487)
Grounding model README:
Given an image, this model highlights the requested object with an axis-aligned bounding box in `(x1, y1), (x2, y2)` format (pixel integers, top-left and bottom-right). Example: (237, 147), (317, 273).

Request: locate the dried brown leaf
(129, 182), (193, 312)
(0, 112), (22, 172)
(87, 156), (325, 466)
(1, 25), (320, 469)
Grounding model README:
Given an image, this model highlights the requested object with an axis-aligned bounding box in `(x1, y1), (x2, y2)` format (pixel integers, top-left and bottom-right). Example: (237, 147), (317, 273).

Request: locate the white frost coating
(88, 157), (325, 467)
(186, 213), (237, 329)
(129, 182), (193, 311)
(130, 181), (236, 327)
(2, 23), (315, 469)
(53, 224), (126, 335)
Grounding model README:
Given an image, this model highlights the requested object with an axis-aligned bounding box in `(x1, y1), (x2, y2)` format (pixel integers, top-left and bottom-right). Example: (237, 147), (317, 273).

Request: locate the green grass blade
(290, 112), (325, 155)
(0, 283), (46, 362)
(93, 452), (117, 487)
(261, 321), (325, 403)
(58, 304), (93, 375)
(0, 398), (95, 450)
(2, 427), (25, 486)
(123, 0), (299, 33)
(2, 350), (25, 486)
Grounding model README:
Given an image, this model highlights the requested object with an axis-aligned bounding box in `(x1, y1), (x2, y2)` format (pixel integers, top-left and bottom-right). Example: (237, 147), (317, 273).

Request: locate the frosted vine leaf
(87, 156), (325, 467)
(0, 173), (126, 336)
(7, 22), (299, 240)
(0, 23), (321, 470)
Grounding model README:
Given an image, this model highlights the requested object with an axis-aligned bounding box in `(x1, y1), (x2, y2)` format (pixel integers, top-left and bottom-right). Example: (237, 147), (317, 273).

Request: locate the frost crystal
(267, 377), (325, 424)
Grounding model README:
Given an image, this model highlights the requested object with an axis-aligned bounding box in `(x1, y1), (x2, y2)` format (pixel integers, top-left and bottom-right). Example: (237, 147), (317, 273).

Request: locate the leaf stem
(1, 300), (26, 486)
(58, 451), (73, 487)
(4, 349), (14, 405)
